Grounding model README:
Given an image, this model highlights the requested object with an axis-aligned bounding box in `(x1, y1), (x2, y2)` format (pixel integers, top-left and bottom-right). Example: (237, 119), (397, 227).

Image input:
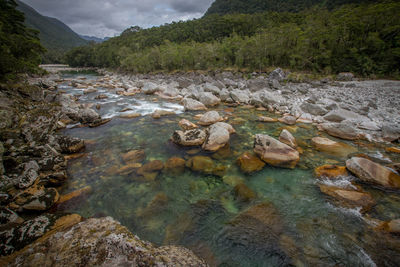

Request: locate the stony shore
(1, 66), (399, 265)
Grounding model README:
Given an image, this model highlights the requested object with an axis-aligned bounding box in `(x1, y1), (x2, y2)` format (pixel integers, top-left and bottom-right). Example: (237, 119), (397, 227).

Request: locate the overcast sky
(21, 0), (214, 38)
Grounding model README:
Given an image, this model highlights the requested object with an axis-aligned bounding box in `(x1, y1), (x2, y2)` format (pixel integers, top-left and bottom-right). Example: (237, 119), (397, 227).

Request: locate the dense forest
(66, 1), (400, 77)
(0, 0), (45, 80)
(204, 0), (378, 16)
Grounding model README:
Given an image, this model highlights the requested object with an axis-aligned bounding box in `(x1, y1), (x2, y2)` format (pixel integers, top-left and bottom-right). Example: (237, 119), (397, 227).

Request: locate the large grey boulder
(198, 92), (221, 107)
(79, 108), (101, 124)
(323, 108), (365, 122)
(172, 129), (207, 146)
(319, 122), (360, 140)
(182, 98), (207, 111)
(203, 122), (235, 152)
(141, 82), (159, 94)
(382, 123), (400, 142)
(230, 89), (250, 104)
(198, 111), (224, 126)
(247, 77), (269, 92)
(300, 102), (328, 116)
(203, 83), (221, 95)
(268, 68), (286, 81)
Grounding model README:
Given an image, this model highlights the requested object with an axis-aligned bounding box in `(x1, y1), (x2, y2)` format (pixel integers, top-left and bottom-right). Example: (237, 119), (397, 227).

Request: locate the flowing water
(58, 73), (400, 266)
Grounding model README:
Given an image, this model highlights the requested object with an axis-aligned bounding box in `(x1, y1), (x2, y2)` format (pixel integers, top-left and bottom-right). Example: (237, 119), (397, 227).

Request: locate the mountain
(204, 0), (378, 16)
(80, 35), (110, 43)
(16, 0), (88, 62)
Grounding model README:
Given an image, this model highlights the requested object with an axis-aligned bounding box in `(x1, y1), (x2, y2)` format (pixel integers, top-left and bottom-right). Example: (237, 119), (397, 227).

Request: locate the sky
(21, 0), (214, 38)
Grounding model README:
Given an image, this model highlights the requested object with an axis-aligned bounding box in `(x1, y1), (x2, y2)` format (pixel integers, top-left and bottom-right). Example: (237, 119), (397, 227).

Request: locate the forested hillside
(16, 0), (87, 63)
(0, 0), (44, 80)
(204, 0), (378, 15)
(65, 1), (400, 77)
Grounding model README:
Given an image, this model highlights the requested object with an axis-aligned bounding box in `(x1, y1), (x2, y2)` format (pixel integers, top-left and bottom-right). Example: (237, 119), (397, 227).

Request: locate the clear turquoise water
(58, 74), (400, 266)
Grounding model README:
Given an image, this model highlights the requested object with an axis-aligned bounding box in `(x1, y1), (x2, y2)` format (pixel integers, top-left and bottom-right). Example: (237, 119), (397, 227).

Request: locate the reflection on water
(58, 74), (400, 266)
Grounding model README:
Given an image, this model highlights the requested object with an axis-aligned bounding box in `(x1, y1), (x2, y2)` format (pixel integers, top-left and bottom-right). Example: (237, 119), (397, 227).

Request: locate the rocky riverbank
(1, 66), (400, 265)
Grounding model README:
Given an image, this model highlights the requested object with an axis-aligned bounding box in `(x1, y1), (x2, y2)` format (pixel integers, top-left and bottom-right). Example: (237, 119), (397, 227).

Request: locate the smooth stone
(178, 119), (198, 130)
(172, 129), (207, 146)
(164, 157), (186, 175)
(119, 113), (141, 119)
(198, 111), (224, 126)
(257, 116), (277, 122)
(137, 160), (164, 174)
(202, 123), (234, 152)
(1, 217), (206, 266)
(151, 109), (175, 119)
(346, 157), (400, 189)
(186, 156), (214, 174)
(254, 134), (299, 169)
(121, 149), (146, 163)
(311, 136), (356, 157)
(314, 165), (349, 178)
(278, 115), (296, 125)
(198, 92), (221, 106)
(319, 184), (375, 212)
(279, 129), (297, 148)
(319, 122), (360, 140)
(236, 151), (265, 173)
(141, 82), (159, 94)
(300, 102), (328, 116)
(323, 108), (364, 122)
(116, 163), (142, 175)
(386, 147), (400, 154)
(183, 98), (207, 111)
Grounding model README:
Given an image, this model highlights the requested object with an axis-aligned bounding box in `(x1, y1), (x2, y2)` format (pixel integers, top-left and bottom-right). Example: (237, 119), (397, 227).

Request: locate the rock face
(198, 111), (224, 126)
(319, 184), (375, 212)
(236, 151), (265, 173)
(183, 98), (207, 111)
(279, 129), (297, 148)
(202, 122), (235, 152)
(253, 134), (299, 169)
(172, 129), (207, 146)
(1, 217), (207, 267)
(346, 157), (400, 189)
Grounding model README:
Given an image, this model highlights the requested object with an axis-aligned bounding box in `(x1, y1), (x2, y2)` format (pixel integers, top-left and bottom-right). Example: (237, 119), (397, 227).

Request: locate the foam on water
(319, 175), (357, 190)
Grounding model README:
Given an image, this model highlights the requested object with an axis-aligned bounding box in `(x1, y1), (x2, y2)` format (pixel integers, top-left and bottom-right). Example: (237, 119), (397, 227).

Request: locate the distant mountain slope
(81, 35), (110, 43)
(16, 0), (87, 62)
(205, 0), (378, 15)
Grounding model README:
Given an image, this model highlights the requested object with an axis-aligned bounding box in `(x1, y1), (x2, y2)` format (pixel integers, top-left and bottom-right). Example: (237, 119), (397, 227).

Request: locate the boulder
(378, 219), (400, 234)
(182, 98), (207, 111)
(314, 165), (349, 178)
(202, 123), (232, 152)
(203, 83), (221, 95)
(164, 157), (186, 175)
(198, 111), (224, 126)
(119, 113), (141, 119)
(186, 156), (214, 174)
(319, 184), (374, 212)
(141, 82), (159, 94)
(279, 129), (297, 148)
(323, 108), (364, 123)
(233, 183), (256, 202)
(178, 119), (198, 130)
(253, 134), (299, 169)
(78, 108), (101, 124)
(311, 136), (356, 157)
(21, 188), (59, 211)
(257, 116), (277, 122)
(382, 123), (400, 142)
(278, 116), (296, 125)
(1, 217), (206, 266)
(198, 92), (220, 107)
(57, 136), (85, 154)
(268, 68), (286, 81)
(319, 122), (360, 140)
(230, 89), (250, 104)
(151, 109), (175, 119)
(346, 157), (400, 189)
(137, 160), (164, 181)
(17, 161), (40, 189)
(236, 151), (265, 173)
(300, 102), (328, 116)
(172, 129), (207, 146)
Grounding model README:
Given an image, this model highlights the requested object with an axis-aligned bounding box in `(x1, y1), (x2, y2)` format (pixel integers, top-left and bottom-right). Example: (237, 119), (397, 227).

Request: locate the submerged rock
(151, 109), (175, 119)
(183, 98), (207, 111)
(198, 111), (224, 126)
(233, 183), (256, 202)
(164, 157), (186, 175)
(172, 129), (207, 146)
(319, 184), (375, 212)
(279, 129), (297, 148)
(377, 219), (400, 234)
(311, 136), (356, 157)
(236, 151), (265, 173)
(1, 217), (206, 266)
(346, 157), (400, 189)
(121, 149), (146, 163)
(253, 134), (299, 169)
(186, 156), (225, 176)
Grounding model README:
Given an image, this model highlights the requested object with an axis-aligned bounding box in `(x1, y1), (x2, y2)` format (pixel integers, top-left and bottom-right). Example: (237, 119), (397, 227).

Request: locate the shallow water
(58, 73), (400, 266)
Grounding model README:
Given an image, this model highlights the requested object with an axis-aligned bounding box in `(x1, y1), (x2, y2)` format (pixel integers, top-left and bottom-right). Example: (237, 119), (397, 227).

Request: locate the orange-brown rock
(386, 147), (400, 154)
(257, 116), (277, 122)
(178, 119), (198, 130)
(314, 165), (349, 178)
(234, 183), (256, 202)
(319, 184), (375, 212)
(164, 157), (186, 175)
(311, 136), (357, 157)
(236, 152), (265, 173)
(119, 113), (141, 119)
(57, 186), (92, 205)
(121, 149), (146, 163)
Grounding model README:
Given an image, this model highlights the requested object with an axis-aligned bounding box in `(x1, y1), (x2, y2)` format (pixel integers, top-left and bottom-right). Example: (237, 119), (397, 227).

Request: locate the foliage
(65, 2), (400, 76)
(0, 0), (45, 80)
(204, 0), (379, 16)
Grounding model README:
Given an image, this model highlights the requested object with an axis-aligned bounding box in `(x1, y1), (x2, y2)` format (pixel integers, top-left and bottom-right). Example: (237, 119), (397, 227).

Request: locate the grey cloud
(21, 0), (214, 37)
